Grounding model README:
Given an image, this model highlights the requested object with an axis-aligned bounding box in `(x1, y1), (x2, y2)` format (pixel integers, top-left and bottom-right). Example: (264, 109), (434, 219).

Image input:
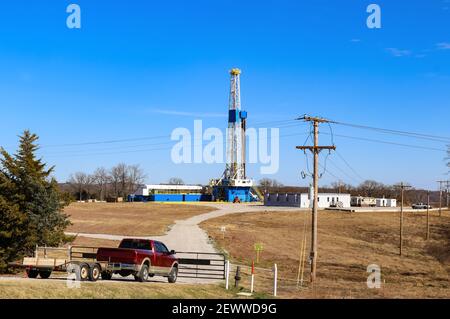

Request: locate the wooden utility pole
(437, 181), (448, 217)
(395, 182), (411, 256)
(296, 115), (336, 283)
(426, 190), (430, 241)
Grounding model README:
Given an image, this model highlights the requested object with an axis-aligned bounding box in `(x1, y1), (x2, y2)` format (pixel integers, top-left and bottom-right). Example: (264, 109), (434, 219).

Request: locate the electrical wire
(327, 158), (362, 184)
(334, 150), (366, 182)
(321, 132), (447, 152)
(333, 121), (450, 143)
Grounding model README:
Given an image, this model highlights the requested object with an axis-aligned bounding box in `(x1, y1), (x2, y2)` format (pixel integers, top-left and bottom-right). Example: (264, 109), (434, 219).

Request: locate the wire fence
(226, 261), (311, 297)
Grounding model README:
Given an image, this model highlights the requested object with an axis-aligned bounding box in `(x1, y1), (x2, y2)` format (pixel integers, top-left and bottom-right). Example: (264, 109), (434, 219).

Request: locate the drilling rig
(211, 68), (256, 202)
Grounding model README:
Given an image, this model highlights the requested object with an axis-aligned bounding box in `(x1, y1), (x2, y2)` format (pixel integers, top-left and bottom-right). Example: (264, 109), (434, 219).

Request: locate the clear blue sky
(0, 0), (449, 189)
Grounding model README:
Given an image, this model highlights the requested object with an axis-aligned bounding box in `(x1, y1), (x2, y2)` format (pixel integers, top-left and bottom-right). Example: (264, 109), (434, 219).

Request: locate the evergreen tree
(0, 178), (28, 271)
(0, 131), (70, 271)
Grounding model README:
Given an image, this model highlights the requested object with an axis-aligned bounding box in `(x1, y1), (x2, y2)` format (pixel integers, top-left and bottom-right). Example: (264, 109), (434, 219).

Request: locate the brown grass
(0, 279), (235, 299)
(65, 202), (213, 236)
(201, 209), (450, 299)
(68, 236), (120, 248)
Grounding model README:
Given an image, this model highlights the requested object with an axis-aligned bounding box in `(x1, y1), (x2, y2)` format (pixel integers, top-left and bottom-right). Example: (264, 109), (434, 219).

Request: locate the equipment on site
(211, 69), (258, 202)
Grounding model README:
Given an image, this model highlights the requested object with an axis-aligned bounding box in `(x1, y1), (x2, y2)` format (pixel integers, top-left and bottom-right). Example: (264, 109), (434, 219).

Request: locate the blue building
(131, 184), (212, 202)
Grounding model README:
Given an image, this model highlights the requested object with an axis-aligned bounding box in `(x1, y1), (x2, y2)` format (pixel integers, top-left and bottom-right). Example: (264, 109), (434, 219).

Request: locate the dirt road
(66, 203), (303, 253)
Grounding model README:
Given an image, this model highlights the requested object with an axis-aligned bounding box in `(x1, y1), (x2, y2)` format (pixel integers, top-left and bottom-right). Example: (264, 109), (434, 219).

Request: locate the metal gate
(176, 252), (226, 280)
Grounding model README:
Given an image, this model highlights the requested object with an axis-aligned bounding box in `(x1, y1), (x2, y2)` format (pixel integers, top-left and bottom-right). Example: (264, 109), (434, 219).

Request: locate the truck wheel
(39, 270), (52, 279)
(89, 264), (101, 282)
(101, 272), (113, 280)
(135, 265), (149, 282)
(168, 266), (178, 284)
(26, 269), (39, 279)
(79, 263), (90, 281)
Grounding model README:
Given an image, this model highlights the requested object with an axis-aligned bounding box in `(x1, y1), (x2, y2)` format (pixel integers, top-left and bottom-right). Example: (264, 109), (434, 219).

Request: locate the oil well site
(1, 67), (449, 300)
(0, 1), (449, 303)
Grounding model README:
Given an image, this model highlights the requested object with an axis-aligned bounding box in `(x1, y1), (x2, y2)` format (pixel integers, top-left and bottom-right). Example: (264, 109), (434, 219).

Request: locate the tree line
(64, 164), (146, 201)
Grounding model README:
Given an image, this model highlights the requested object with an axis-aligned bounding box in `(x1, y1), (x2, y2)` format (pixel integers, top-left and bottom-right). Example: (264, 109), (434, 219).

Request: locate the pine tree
(0, 178), (28, 271)
(0, 131), (70, 270)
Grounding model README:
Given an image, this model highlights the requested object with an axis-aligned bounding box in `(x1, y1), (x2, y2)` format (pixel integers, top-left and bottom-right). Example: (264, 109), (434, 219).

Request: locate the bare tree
(93, 167), (110, 201)
(68, 172), (89, 201)
(110, 165), (123, 199)
(330, 181), (353, 194)
(258, 178), (283, 193)
(127, 164), (146, 194)
(168, 177), (184, 185)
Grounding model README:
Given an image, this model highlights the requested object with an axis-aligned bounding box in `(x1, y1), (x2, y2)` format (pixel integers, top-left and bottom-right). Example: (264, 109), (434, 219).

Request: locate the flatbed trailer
(8, 245), (141, 282)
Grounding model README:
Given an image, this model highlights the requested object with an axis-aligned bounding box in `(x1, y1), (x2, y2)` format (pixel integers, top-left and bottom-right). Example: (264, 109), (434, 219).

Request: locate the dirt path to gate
(66, 203), (303, 253)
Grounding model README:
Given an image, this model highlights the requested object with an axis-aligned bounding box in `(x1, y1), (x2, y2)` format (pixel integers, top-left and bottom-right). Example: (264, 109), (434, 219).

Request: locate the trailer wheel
(26, 269), (39, 279)
(89, 264), (101, 282)
(79, 263), (90, 281)
(168, 266), (178, 284)
(39, 270), (52, 279)
(135, 265), (149, 282)
(101, 271), (113, 280)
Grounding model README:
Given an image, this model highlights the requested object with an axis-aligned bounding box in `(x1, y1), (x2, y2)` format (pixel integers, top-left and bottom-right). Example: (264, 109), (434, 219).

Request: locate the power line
(327, 158), (362, 184)
(334, 150), (366, 182)
(42, 130), (310, 158)
(321, 132), (447, 152)
(318, 161), (343, 182)
(37, 119), (299, 150)
(333, 121), (450, 143)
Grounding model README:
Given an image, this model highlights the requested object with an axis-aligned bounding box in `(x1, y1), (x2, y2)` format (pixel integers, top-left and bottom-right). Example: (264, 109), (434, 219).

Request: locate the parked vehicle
(412, 203), (432, 209)
(9, 239), (179, 283)
(97, 239), (179, 283)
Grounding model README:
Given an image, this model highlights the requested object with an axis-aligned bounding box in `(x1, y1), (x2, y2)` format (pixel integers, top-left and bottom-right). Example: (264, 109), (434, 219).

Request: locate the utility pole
(445, 181), (450, 209)
(296, 115), (336, 283)
(437, 181), (448, 217)
(395, 182), (411, 256)
(426, 190), (430, 241)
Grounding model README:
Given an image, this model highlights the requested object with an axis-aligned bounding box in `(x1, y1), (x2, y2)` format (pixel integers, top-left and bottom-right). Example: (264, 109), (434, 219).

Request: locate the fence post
(251, 261), (255, 293)
(225, 260), (230, 290)
(273, 264), (278, 297)
(235, 266), (241, 288)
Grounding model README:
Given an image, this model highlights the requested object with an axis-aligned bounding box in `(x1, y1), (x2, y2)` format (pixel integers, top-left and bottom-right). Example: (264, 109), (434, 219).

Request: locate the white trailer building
(376, 198), (397, 207)
(264, 193), (351, 209)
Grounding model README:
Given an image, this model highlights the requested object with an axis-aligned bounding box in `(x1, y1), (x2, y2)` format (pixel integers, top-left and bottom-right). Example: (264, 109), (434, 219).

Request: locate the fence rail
(176, 251), (226, 280)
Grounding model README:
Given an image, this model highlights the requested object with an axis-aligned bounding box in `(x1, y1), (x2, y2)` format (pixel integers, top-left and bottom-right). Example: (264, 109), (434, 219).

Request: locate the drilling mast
(225, 68), (246, 181)
(211, 68), (254, 202)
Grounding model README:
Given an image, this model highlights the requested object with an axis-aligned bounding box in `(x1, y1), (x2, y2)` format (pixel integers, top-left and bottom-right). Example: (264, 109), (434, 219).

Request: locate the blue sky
(0, 0), (449, 189)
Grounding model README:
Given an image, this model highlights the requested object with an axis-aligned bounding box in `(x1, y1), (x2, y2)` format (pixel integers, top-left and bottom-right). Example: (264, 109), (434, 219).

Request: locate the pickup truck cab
(97, 239), (178, 283)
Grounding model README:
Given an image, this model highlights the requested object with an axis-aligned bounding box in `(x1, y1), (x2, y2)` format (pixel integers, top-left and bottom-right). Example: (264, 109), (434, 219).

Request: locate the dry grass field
(0, 279), (234, 299)
(201, 209), (450, 299)
(65, 202), (213, 236)
(68, 236), (120, 248)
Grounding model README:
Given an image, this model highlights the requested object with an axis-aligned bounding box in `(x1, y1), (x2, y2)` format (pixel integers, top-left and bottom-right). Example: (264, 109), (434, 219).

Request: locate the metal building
(132, 184), (212, 202)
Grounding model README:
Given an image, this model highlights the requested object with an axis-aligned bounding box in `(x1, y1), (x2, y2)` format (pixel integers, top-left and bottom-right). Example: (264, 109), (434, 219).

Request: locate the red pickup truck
(97, 239), (179, 283)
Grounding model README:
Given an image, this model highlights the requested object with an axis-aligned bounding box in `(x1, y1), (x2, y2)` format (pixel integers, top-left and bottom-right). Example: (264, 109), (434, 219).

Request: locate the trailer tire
(39, 270), (52, 279)
(135, 264), (149, 282)
(26, 269), (39, 279)
(89, 264), (101, 282)
(79, 263), (90, 282)
(101, 272), (113, 280)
